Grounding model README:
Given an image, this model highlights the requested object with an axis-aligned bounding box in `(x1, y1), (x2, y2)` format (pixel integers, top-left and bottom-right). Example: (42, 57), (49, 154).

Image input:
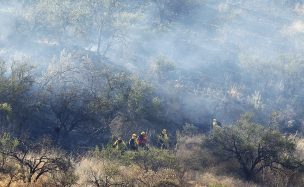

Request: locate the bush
(0, 134), (75, 186)
(208, 113), (303, 180)
(176, 134), (214, 171)
(122, 148), (178, 172)
(44, 165), (78, 187)
(76, 156), (180, 187)
(197, 172), (258, 187)
(153, 180), (180, 187)
(76, 157), (128, 186)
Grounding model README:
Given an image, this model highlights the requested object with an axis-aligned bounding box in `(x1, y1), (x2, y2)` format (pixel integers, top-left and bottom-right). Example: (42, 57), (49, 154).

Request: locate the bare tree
(9, 138), (72, 183)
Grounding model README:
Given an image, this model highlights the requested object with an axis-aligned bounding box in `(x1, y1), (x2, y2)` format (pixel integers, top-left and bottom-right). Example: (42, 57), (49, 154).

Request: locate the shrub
(76, 157), (127, 186)
(208, 113), (302, 180)
(0, 134), (74, 185)
(176, 134), (214, 171)
(197, 172), (258, 187)
(123, 148), (178, 172)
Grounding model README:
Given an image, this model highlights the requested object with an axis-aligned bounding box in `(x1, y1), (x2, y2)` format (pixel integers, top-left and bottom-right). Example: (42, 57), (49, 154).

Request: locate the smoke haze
(0, 0), (304, 134)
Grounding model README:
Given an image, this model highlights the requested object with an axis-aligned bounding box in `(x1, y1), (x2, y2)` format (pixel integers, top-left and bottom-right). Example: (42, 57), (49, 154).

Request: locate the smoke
(124, 0), (304, 124)
(1, 0), (304, 127)
(0, 3), (16, 41)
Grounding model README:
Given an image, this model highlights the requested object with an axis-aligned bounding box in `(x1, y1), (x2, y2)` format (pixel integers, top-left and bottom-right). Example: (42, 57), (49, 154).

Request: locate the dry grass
(75, 157), (180, 187)
(193, 172), (259, 187)
(176, 134), (217, 171)
(4, 136), (304, 186)
(295, 138), (304, 159)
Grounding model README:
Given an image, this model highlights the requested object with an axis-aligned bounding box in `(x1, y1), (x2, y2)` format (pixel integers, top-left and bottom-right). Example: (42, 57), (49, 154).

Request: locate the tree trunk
(27, 173), (33, 183)
(243, 167), (254, 181)
(6, 178), (13, 187)
(54, 126), (61, 145)
(59, 130), (71, 149)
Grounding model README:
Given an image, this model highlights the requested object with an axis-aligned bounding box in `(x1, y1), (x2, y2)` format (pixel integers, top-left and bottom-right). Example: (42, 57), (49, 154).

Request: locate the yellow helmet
(132, 134), (137, 138)
(141, 131), (146, 135)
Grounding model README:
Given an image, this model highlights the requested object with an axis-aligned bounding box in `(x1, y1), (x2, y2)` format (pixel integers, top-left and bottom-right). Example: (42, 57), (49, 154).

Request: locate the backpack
(137, 135), (147, 145)
(129, 138), (137, 147)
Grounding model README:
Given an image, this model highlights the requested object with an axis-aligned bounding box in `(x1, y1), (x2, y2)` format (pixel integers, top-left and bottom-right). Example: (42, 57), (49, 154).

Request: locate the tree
(7, 61), (36, 135)
(47, 87), (92, 146)
(150, 56), (176, 81)
(9, 138), (72, 184)
(208, 113), (303, 180)
(0, 133), (75, 185)
(152, 0), (200, 25)
(0, 133), (21, 187)
(37, 55), (96, 147)
(87, 65), (156, 121)
(21, 0), (144, 56)
(39, 79), (93, 147)
(0, 60), (35, 135)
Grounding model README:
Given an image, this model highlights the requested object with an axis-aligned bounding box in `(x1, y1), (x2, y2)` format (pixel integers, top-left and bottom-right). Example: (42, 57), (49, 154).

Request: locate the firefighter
(137, 131), (148, 150)
(112, 137), (127, 153)
(158, 129), (169, 149)
(129, 133), (138, 151)
(211, 118), (222, 130)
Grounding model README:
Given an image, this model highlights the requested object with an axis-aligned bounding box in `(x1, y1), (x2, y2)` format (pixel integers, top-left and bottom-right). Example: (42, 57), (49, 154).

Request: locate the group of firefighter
(112, 129), (169, 152)
(112, 119), (221, 152)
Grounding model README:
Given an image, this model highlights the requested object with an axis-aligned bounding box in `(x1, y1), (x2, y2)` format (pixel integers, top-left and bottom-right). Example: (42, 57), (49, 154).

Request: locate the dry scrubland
(1, 121), (304, 187)
(1, 0), (304, 186)
(0, 136), (257, 187)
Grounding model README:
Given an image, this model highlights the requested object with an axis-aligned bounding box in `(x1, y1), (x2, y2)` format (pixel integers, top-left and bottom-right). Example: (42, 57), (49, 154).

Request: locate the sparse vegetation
(0, 0), (304, 186)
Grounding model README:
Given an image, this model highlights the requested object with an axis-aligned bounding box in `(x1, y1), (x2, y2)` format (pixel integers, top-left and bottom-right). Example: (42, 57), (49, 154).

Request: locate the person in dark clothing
(129, 133), (138, 151)
(137, 131), (148, 150)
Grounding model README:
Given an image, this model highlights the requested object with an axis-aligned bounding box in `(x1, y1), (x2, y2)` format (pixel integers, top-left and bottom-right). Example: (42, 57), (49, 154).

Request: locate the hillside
(0, 0), (304, 186)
